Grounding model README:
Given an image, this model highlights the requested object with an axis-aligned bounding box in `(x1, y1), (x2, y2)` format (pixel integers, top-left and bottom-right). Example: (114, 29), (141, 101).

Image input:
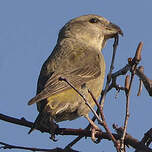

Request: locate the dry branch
(0, 141), (72, 152)
(0, 113), (152, 152)
(1, 41), (152, 152)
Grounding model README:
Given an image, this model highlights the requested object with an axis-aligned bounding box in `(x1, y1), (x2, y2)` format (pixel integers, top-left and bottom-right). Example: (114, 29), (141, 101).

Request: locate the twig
(113, 125), (152, 152)
(65, 136), (84, 149)
(104, 61), (152, 98)
(137, 66), (144, 96)
(136, 128), (152, 152)
(88, 89), (120, 152)
(141, 128), (152, 146)
(59, 77), (104, 144)
(58, 77), (102, 125)
(100, 34), (119, 108)
(0, 141), (65, 152)
(65, 117), (95, 148)
(0, 113), (33, 128)
(120, 75), (130, 151)
(135, 128), (152, 152)
(136, 66), (152, 96)
(65, 35), (120, 148)
(111, 64), (131, 79)
(121, 42), (143, 151)
(0, 113), (152, 152)
(105, 63), (132, 95)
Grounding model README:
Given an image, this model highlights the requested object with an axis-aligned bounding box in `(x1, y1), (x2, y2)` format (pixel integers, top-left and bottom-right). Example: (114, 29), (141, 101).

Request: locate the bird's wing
(28, 48), (103, 105)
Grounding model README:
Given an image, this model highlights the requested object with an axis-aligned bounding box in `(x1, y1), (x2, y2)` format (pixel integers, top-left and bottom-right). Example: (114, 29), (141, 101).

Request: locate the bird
(28, 14), (123, 135)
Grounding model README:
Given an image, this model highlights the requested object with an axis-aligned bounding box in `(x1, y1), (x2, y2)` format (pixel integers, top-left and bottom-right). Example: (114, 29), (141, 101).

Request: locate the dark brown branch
(137, 66), (144, 96)
(88, 90), (120, 151)
(113, 125), (152, 152)
(121, 75), (130, 151)
(65, 136), (84, 149)
(0, 142), (71, 152)
(107, 41), (152, 98)
(65, 41), (145, 150)
(141, 128), (152, 146)
(120, 42), (143, 151)
(1, 41), (151, 152)
(0, 113), (152, 152)
(100, 34), (119, 108)
(0, 113), (32, 128)
(108, 42), (143, 95)
(65, 116), (95, 148)
(136, 66), (152, 96)
(0, 113), (49, 133)
(135, 128), (152, 152)
(112, 64), (131, 78)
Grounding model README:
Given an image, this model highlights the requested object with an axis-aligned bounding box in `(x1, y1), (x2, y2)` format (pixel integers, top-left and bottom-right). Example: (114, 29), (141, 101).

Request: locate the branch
(0, 142), (72, 152)
(0, 113), (152, 151)
(136, 66), (152, 96)
(66, 35), (120, 148)
(135, 128), (152, 152)
(109, 41), (152, 97)
(137, 66), (143, 96)
(113, 125), (152, 152)
(88, 89), (120, 151)
(58, 77), (102, 125)
(120, 75), (130, 152)
(100, 34), (119, 108)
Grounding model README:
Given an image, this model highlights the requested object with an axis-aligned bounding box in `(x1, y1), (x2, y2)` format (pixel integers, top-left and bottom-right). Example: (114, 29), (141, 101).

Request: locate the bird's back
(36, 38), (105, 113)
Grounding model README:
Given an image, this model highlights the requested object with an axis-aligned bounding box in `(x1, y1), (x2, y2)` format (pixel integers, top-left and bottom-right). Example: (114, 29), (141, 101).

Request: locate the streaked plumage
(28, 14), (123, 133)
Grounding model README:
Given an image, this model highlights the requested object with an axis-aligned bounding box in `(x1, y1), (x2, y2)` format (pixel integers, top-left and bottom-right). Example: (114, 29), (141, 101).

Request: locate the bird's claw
(50, 133), (58, 142)
(91, 127), (101, 143)
(49, 118), (59, 142)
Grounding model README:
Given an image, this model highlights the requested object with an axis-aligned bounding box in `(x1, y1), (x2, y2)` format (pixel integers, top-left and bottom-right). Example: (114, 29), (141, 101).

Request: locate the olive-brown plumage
(28, 14), (123, 133)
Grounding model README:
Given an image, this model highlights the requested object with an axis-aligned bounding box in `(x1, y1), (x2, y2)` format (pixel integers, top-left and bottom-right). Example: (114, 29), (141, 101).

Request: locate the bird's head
(58, 14), (123, 50)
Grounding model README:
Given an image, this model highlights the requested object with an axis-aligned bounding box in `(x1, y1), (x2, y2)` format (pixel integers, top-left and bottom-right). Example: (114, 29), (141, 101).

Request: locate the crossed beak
(104, 22), (123, 39)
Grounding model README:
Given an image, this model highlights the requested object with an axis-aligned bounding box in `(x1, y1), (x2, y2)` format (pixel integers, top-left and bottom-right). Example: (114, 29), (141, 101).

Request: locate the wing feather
(28, 47), (102, 105)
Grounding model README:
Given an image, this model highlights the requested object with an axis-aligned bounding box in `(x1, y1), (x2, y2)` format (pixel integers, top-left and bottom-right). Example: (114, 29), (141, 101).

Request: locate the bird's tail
(28, 111), (43, 134)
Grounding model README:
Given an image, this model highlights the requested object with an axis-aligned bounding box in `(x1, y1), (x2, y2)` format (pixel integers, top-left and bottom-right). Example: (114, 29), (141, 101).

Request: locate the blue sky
(0, 0), (152, 151)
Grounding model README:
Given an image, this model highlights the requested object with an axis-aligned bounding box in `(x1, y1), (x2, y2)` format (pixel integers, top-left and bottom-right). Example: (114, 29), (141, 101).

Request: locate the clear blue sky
(0, 1), (152, 151)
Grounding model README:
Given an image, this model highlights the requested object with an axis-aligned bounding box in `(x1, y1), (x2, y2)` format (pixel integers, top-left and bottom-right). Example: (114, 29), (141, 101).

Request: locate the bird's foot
(49, 118), (59, 142)
(91, 127), (102, 143)
(84, 115), (101, 143)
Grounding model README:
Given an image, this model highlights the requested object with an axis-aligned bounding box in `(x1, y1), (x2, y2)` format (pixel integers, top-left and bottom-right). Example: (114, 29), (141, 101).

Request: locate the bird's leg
(49, 118), (59, 142)
(84, 115), (101, 143)
(84, 115), (100, 130)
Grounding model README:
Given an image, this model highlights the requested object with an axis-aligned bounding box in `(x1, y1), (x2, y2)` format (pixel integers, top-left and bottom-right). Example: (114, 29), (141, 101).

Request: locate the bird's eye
(89, 18), (99, 23)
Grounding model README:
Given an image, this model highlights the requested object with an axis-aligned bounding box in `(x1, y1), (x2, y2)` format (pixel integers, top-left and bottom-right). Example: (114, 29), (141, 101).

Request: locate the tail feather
(28, 126), (35, 134)
(28, 95), (43, 105)
(28, 112), (43, 134)
(28, 91), (48, 105)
